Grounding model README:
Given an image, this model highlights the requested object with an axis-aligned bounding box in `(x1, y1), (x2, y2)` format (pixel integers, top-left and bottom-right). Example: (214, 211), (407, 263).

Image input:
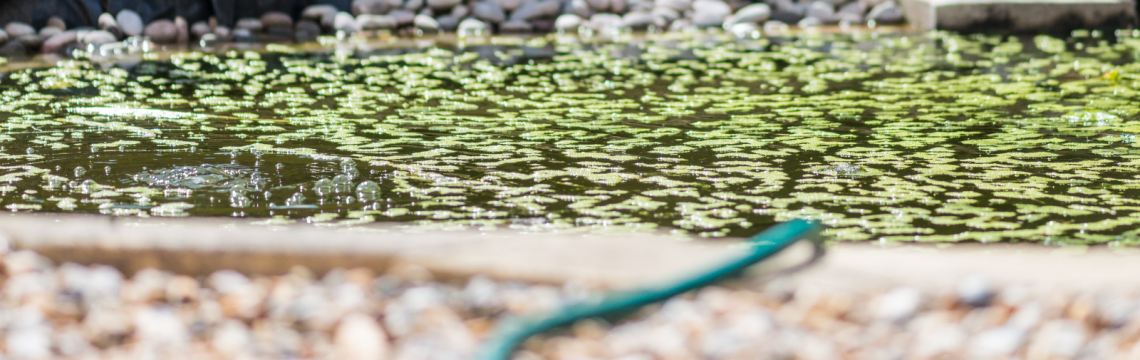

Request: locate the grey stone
(39, 27), (63, 39)
(5, 23), (35, 39)
(474, 2), (506, 23)
(358, 14), (398, 29)
(0, 30), (9, 44)
(353, 0), (390, 15)
(190, 21), (210, 38)
(806, 1), (835, 21)
(691, 0), (731, 27)
(498, 0), (524, 11)
(668, 18), (691, 30)
(235, 18), (264, 32)
(418, 7), (435, 16)
(414, 14), (440, 30)
(588, 13), (623, 30)
(652, 6), (679, 21)
(866, 0), (902, 24)
(389, 10), (416, 25)
(143, 20), (178, 43)
(586, 0), (609, 11)
(175, 16), (189, 43)
(429, 0), (463, 9)
(835, 11), (862, 23)
(15, 34), (43, 48)
(322, 11), (338, 29)
(500, 20), (533, 32)
(437, 15), (460, 31)
(621, 11), (655, 27)
(303, 4), (339, 20)
(82, 30), (116, 45)
(47, 17), (67, 31)
(116, 10), (144, 36)
(554, 14), (582, 30)
(655, 0), (689, 12)
(611, 0), (628, 13)
(957, 276), (993, 307)
(627, 0), (653, 12)
(797, 16), (824, 27)
(41, 31), (77, 53)
(451, 5), (469, 18)
(233, 28), (255, 42)
(568, 0), (593, 18)
(533, 18), (554, 31)
(457, 18), (488, 35)
(261, 12), (294, 29)
(838, 1), (866, 15)
(0, 39), (26, 56)
(511, 0), (561, 20)
(334, 12), (361, 32)
(733, 3), (770, 23)
(295, 20), (321, 41)
(214, 26), (232, 40)
(768, 0), (805, 23)
(404, 0), (425, 11)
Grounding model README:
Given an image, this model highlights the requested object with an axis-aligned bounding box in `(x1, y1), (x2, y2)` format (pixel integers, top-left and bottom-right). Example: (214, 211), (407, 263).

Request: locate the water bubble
(332, 175), (353, 194)
(74, 166), (86, 178)
(78, 180), (98, 194)
(104, 166), (111, 176)
(286, 192), (306, 206)
(356, 181), (380, 201)
(313, 178), (334, 195)
(25, 147), (32, 154)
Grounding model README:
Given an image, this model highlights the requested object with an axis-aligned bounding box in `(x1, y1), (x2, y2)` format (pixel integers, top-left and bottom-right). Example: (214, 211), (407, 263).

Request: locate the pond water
(2, 30), (1140, 244)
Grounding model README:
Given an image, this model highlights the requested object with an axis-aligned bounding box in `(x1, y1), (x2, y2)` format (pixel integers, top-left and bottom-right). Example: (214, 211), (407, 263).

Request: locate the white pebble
(875, 287), (921, 321)
(335, 313), (391, 360)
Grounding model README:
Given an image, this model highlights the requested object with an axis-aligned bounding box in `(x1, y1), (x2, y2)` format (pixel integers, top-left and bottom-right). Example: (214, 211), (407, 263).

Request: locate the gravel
(0, 0), (910, 56)
(1, 248), (1140, 359)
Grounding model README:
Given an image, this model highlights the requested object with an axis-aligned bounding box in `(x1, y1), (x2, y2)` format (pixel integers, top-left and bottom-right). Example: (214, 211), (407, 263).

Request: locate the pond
(1, 30), (1139, 244)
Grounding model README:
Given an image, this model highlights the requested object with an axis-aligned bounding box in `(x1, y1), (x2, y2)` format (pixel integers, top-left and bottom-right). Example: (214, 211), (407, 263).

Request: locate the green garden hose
(477, 219), (825, 360)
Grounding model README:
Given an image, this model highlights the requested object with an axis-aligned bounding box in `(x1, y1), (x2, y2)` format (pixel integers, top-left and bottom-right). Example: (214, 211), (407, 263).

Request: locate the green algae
(1, 31), (1140, 243)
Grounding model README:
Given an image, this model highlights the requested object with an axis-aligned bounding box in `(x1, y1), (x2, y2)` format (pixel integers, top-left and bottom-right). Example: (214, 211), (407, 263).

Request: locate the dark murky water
(3, 30), (1140, 244)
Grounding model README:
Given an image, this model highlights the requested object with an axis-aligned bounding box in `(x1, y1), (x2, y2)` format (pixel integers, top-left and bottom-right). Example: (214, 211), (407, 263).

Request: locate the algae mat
(1, 31), (1139, 244)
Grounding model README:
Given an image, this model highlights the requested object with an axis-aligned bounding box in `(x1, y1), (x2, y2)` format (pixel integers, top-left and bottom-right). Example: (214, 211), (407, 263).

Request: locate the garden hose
(477, 219), (825, 360)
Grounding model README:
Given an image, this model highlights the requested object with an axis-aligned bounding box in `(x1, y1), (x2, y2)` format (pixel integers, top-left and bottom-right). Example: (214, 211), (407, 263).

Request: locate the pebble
(334, 12), (361, 32)
(4, 22), (35, 39)
(656, 0), (690, 11)
(452, 5), (470, 18)
(498, 0), (524, 11)
(554, 14), (582, 30)
(957, 276), (994, 307)
(303, 4), (339, 20)
(769, 0), (806, 23)
(81, 30), (116, 45)
(567, 0), (593, 18)
(621, 11), (655, 28)
(353, 0), (390, 16)
(876, 287), (921, 321)
(867, 0), (903, 23)
(116, 10), (144, 36)
(389, 10), (416, 26)
(39, 26), (62, 39)
(47, 16), (67, 31)
(261, 12), (294, 29)
(235, 18), (264, 32)
(586, 0), (609, 11)
(175, 16), (189, 43)
(733, 3), (771, 23)
(98, 13), (120, 34)
(335, 313), (391, 359)
(144, 19), (178, 43)
(511, 0), (561, 21)
(457, 18), (489, 36)
(474, 2), (506, 23)
(429, 0), (463, 10)
(653, 6), (679, 21)
(806, 1), (836, 22)
(500, 20), (533, 33)
(41, 31), (77, 53)
(0, 30), (7, 45)
(358, 14), (398, 30)
(437, 15), (461, 31)
(190, 21), (210, 38)
(589, 13), (623, 31)
(414, 14), (440, 30)
(690, 0), (731, 27)
(405, 0), (425, 11)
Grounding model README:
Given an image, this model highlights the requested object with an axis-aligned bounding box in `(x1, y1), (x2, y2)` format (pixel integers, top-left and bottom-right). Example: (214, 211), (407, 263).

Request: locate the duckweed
(2, 31), (1140, 243)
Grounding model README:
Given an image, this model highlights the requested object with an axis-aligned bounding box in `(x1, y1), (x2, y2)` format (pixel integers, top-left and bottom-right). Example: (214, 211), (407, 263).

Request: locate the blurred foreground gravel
(2, 249), (1140, 359)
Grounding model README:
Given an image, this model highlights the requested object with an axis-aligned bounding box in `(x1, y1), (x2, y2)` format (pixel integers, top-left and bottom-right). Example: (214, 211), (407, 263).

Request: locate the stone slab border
(899, 0), (1137, 31)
